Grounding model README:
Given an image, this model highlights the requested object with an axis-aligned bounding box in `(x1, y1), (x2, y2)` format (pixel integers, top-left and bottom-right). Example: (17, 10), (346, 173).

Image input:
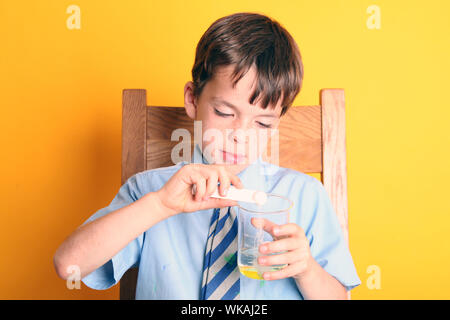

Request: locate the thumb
(199, 198), (238, 210)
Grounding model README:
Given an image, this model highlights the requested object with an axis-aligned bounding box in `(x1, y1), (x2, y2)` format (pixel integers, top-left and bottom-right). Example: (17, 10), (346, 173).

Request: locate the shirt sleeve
(298, 177), (361, 292)
(81, 173), (146, 290)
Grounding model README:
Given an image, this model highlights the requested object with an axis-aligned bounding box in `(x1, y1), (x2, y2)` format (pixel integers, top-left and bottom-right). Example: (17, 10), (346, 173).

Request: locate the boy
(54, 12), (360, 299)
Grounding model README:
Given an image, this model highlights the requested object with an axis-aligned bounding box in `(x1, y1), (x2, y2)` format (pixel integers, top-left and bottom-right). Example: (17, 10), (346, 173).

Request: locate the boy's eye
(213, 108), (271, 128)
(257, 121), (272, 128)
(214, 108), (233, 117)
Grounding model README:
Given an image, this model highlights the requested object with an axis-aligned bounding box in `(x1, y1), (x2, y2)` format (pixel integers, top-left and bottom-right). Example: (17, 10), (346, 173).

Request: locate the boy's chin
(219, 159), (248, 166)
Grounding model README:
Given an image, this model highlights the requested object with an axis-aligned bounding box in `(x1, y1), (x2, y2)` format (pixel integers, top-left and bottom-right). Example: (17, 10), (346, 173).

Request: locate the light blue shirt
(81, 144), (361, 299)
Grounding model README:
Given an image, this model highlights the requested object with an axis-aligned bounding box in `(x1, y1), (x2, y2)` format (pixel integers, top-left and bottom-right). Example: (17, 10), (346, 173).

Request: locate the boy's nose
(229, 128), (250, 144)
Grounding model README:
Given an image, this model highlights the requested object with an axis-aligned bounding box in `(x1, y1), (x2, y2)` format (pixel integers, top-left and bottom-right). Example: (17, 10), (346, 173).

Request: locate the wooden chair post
(320, 89), (351, 300)
(320, 89), (348, 246)
(120, 89), (147, 300)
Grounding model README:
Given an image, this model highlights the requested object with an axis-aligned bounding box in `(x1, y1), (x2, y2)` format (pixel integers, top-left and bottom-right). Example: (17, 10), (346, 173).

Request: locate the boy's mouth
(220, 150), (246, 164)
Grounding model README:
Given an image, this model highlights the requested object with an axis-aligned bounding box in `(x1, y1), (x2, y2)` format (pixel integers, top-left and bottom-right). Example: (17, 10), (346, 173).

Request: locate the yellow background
(1, 0), (449, 299)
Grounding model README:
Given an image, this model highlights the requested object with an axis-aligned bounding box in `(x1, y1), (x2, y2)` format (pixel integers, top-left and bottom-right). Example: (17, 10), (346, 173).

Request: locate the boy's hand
(252, 218), (314, 281)
(155, 163), (244, 216)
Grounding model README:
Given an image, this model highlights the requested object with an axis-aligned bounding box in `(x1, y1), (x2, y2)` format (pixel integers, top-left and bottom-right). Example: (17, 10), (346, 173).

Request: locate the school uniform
(81, 144), (361, 299)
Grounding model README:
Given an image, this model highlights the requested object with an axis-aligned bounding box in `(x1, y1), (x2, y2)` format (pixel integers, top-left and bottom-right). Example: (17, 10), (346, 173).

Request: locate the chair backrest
(120, 88), (349, 300)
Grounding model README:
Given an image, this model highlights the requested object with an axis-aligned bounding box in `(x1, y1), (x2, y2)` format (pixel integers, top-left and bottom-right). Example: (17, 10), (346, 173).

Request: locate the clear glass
(237, 194), (293, 280)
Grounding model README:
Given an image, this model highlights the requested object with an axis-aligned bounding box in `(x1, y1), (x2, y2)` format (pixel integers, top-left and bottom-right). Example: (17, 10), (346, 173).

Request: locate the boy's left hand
(252, 218), (314, 281)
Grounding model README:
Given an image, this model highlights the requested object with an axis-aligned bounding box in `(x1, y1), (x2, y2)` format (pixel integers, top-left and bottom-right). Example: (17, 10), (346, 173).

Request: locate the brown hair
(191, 12), (304, 116)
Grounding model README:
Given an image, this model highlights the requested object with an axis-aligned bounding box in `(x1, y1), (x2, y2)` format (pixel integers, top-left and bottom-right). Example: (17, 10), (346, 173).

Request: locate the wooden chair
(120, 88), (350, 300)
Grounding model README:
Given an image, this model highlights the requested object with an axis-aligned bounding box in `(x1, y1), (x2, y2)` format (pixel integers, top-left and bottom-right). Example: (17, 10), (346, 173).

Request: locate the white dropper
(191, 184), (268, 206)
(210, 186), (268, 206)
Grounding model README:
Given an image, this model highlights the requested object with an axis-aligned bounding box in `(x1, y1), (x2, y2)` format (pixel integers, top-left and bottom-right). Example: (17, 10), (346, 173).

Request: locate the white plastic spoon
(193, 185), (267, 206)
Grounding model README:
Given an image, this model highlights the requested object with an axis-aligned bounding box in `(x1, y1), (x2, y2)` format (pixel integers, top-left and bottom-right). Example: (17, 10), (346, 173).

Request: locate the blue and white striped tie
(201, 207), (240, 300)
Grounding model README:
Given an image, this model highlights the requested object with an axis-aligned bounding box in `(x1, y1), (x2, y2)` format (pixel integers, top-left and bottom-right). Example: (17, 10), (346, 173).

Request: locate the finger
(204, 170), (219, 200)
(259, 237), (299, 254)
(198, 197), (238, 210)
(251, 218), (280, 236)
(258, 249), (300, 266)
(229, 174), (243, 189)
(271, 223), (304, 238)
(191, 172), (206, 202)
(262, 264), (299, 281)
(217, 167), (230, 196)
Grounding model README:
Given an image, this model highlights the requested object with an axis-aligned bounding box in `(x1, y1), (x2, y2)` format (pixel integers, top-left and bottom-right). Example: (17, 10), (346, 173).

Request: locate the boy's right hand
(155, 163), (244, 217)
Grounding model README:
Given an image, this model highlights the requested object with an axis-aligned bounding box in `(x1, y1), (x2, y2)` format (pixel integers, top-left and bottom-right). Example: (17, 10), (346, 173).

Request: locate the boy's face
(184, 64), (282, 173)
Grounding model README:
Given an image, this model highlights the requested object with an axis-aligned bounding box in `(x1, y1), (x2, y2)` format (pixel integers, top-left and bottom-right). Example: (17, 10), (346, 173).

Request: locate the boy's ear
(184, 81), (197, 120)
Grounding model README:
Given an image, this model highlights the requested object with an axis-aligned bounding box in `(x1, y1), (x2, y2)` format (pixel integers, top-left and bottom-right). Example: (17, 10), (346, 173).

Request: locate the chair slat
(145, 105), (322, 173)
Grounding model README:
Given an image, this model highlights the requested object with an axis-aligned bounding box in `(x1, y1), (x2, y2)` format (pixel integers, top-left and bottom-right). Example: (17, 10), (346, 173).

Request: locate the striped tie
(201, 207), (240, 300)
